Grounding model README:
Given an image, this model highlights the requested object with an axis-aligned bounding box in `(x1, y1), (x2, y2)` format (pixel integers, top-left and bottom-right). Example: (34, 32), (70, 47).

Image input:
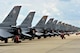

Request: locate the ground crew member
(60, 31), (66, 39)
(13, 27), (21, 43)
(14, 35), (21, 43)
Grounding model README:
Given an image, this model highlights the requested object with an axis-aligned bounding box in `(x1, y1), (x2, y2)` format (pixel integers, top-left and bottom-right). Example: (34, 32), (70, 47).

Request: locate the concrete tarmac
(0, 34), (80, 53)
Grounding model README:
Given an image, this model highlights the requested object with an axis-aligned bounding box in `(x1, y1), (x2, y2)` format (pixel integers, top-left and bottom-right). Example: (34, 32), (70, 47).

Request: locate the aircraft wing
(0, 29), (13, 38)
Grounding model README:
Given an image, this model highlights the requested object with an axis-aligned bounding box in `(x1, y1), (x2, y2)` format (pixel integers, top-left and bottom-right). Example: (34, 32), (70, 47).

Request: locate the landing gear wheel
(4, 38), (8, 43)
(38, 36), (41, 39)
(29, 38), (32, 40)
(49, 35), (51, 37)
(44, 36), (47, 38)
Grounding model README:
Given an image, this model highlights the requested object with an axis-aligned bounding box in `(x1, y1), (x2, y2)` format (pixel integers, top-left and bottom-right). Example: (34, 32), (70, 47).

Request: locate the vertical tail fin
(56, 21), (62, 31)
(53, 20), (58, 24)
(45, 18), (54, 29)
(35, 16), (48, 28)
(1, 6), (21, 27)
(52, 20), (58, 30)
(20, 12), (35, 28)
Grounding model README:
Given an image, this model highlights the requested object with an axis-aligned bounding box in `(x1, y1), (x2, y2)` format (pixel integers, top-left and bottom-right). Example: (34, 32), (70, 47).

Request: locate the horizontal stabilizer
(0, 29), (13, 38)
(22, 31), (32, 37)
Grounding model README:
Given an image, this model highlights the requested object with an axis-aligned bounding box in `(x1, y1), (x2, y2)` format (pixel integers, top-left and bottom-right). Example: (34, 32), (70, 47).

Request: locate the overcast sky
(0, 0), (80, 27)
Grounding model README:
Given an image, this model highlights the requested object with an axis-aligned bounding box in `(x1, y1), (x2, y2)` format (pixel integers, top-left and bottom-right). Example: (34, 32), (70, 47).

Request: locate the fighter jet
(44, 18), (54, 37)
(0, 6), (21, 43)
(19, 12), (35, 40)
(54, 21), (63, 35)
(51, 20), (59, 36)
(33, 16), (48, 39)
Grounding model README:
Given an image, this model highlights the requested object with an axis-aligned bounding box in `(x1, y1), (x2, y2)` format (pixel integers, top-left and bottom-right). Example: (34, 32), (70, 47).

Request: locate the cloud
(43, 3), (63, 17)
(17, 14), (25, 25)
(42, 10), (50, 15)
(43, 3), (58, 12)
(60, 0), (71, 2)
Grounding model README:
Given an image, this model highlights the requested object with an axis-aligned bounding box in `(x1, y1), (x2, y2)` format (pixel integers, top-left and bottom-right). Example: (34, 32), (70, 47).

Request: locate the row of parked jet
(0, 6), (79, 43)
